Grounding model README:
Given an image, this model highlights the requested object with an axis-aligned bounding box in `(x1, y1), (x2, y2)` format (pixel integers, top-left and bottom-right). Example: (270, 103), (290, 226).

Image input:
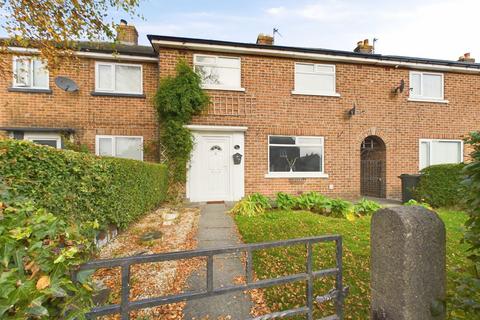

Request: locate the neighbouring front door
(188, 129), (245, 202)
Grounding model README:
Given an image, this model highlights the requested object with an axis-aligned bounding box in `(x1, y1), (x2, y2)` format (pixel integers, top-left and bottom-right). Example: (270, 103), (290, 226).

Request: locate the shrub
(414, 163), (466, 208)
(275, 192), (297, 210)
(295, 191), (327, 210)
(0, 139), (168, 229)
(230, 193), (271, 217)
(329, 198), (354, 218)
(0, 194), (96, 319)
(354, 198), (382, 216)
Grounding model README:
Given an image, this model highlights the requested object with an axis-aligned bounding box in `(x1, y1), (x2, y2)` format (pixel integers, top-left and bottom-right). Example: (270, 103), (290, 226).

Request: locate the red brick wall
(0, 54), (159, 161)
(158, 48), (480, 199)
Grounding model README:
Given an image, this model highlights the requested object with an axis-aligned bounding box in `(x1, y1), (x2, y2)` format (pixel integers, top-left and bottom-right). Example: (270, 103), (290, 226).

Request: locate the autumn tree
(0, 0), (142, 72)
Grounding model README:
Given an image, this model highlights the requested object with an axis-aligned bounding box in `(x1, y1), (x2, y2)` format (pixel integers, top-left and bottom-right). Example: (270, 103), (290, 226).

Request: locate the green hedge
(0, 139), (168, 229)
(413, 163), (465, 208)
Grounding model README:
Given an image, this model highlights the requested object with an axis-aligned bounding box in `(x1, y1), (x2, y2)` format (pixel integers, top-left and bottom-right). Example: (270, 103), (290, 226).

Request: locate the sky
(4, 0), (480, 61)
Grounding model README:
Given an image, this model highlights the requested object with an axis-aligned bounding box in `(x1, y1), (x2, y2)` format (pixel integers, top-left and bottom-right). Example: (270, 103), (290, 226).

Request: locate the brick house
(2, 22), (480, 202)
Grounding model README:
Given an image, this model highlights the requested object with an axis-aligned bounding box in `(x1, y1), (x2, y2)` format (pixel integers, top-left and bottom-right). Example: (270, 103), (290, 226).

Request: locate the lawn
(235, 208), (469, 319)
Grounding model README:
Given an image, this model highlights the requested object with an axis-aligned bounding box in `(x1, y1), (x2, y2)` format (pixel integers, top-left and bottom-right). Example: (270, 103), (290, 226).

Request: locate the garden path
(183, 203), (253, 319)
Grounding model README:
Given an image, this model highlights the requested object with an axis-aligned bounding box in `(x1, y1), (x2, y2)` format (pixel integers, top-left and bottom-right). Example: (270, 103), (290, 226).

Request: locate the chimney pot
(354, 39), (374, 54)
(256, 33), (274, 45)
(458, 52), (475, 63)
(116, 20), (138, 46)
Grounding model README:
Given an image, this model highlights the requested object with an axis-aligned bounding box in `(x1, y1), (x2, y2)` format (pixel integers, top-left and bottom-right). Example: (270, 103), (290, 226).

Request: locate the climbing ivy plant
(154, 60), (210, 197)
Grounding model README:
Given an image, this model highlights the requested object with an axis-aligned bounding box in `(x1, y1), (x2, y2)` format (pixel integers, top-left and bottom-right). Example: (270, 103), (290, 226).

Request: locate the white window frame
(265, 135), (328, 178)
(292, 62), (340, 97)
(94, 62), (143, 94)
(95, 135), (144, 161)
(24, 132), (61, 149)
(12, 56), (49, 89)
(419, 138), (463, 170)
(193, 54), (244, 91)
(409, 71), (447, 103)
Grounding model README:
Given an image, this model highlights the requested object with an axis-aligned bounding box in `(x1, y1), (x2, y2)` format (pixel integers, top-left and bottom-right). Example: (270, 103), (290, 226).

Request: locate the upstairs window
(409, 71), (444, 101)
(268, 135), (325, 178)
(419, 139), (462, 170)
(96, 135), (143, 161)
(293, 63), (337, 96)
(12, 57), (49, 89)
(95, 62), (142, 94)
(194, 54), (242, 90)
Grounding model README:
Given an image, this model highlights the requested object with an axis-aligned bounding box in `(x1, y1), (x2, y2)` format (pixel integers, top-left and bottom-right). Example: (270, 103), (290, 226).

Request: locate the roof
(147, 34), (480, 70)
(1, 38), (156, 58)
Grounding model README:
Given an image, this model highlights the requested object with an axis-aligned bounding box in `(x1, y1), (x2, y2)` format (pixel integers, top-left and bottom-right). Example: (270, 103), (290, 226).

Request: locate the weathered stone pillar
(371, 206), (446, 320)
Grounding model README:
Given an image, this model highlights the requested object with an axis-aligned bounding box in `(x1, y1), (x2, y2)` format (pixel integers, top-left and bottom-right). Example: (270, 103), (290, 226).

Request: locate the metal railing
(76, 235), (347, 320)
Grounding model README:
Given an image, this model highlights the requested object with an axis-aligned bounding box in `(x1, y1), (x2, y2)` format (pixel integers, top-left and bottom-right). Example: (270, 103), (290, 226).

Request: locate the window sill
(408, 97), (449, 104)
(91, 91), (146, 98)
(265, 173), (329, 179)
(291, 90), (341, 97)
(8, 87), (52, 94)
(201, 86), (246, 92)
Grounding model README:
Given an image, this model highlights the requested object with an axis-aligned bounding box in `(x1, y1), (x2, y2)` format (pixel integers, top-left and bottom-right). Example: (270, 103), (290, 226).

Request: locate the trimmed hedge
(0, 139), (168, 229)
(413, 163), (465, 208)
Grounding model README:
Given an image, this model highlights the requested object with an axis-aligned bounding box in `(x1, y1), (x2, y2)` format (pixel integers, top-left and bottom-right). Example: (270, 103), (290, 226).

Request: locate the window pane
(420, 141), (430, 169)
(196, 55), (216, 64)
(15, 58), (30, 86)
(269, 136), (295, 144)
(196, 65), (221, 85)
(269, 146), (322, 172)
(431, 141), (461, 165)
(115, 65), (142, 93)
(316, 65), (334, 73)
(115, 137), (142, 160)
(295, 73), (334, 93)
(410, 73), (421, 96)
(216, 67), (240, 87)
(423, 74), (442, 98)
(297, 137), (323, 145)
(295, 63), (315, 73)
(217, 57), (240, 68)
(98, 138), (113, 156)
(32, 59), (48, 88)
(98, 64), (113, 90)
(32, 139), (57, 148)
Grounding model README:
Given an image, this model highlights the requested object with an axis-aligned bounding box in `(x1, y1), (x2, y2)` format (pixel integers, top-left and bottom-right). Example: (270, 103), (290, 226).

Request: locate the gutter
(7, 46), (159, 62)
(150, 39), (480, 74)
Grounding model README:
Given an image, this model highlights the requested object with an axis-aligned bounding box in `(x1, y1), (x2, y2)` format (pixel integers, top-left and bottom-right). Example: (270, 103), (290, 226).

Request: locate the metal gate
(77, 235), (348, 320)
(361, 159), (386, 198)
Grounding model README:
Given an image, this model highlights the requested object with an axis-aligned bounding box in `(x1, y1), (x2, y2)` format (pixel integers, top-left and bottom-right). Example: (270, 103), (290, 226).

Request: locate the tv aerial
(55, 76), (79, 92)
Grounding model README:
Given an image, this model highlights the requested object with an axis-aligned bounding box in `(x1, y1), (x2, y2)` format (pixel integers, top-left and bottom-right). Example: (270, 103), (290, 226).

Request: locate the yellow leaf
(36, 275), (50, 290)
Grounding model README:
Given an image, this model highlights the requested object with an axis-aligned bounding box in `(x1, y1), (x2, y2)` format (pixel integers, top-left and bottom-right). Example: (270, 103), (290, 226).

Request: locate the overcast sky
(4, 0), (480, 61)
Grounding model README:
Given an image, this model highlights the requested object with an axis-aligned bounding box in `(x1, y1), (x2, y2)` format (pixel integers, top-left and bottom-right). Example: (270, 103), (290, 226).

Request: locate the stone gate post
(371, 206), (446, 320)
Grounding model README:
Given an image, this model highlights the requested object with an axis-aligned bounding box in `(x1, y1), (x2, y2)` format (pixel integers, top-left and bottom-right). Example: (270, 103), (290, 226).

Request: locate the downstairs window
(419, 139), (463, 170)
(96, 135), (143, 160)
(267, 135), (325, 178)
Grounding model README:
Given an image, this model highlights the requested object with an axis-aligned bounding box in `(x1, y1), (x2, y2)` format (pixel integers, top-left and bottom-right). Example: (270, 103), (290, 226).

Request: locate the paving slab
(183, 203), (252, 319)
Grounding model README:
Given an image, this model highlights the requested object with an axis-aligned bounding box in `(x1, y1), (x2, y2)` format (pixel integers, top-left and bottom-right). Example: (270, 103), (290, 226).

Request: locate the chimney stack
(354, 39), (374, 54)
(458, 52), (475, 63)
(116, 19), (138, 46)
(256, 33), (274, 45)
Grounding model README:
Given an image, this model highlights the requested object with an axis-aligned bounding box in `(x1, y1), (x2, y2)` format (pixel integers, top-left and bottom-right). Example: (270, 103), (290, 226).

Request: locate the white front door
(187, 129), (245, 202)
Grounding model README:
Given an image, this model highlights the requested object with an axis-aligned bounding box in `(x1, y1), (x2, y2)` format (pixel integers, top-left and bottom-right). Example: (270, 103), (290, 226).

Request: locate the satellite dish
(55, 76), (79, 92)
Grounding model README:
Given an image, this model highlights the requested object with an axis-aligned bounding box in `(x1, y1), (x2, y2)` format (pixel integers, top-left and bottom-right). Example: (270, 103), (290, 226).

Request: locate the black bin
(398, 174), (422, 203)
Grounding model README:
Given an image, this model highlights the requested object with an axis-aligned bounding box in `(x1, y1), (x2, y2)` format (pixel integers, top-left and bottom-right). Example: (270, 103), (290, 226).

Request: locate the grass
(234, 208), (469, 319)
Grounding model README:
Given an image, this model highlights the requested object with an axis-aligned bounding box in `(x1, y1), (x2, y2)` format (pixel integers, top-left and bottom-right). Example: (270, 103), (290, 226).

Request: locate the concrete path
(183, 203), (252, 319)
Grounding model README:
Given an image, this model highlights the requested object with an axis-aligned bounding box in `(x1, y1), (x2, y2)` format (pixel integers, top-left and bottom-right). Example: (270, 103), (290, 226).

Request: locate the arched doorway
(360, 136), (386, 198)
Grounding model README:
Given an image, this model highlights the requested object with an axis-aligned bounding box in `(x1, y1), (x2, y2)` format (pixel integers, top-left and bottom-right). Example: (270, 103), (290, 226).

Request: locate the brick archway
(360, 134), (387, 198)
